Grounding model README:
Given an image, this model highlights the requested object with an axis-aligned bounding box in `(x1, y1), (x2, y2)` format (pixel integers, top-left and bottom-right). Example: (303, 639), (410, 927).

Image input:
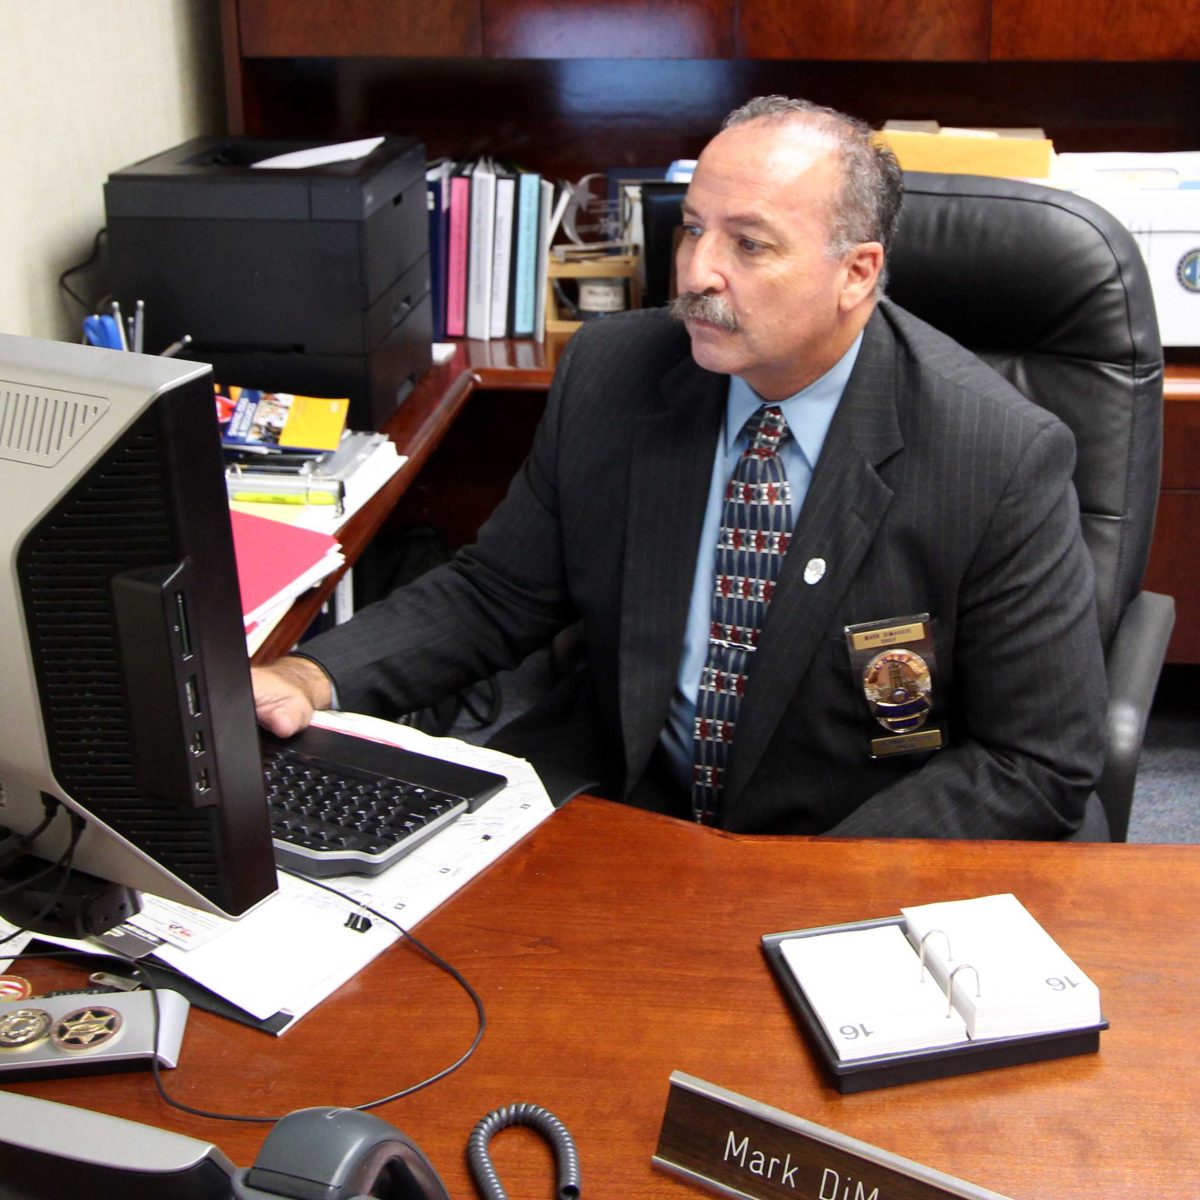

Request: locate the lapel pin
(803, 557), (826, 585)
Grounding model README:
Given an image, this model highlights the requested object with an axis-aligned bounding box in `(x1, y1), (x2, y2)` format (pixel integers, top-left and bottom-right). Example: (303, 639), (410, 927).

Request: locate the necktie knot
(744, 405), (791, 455)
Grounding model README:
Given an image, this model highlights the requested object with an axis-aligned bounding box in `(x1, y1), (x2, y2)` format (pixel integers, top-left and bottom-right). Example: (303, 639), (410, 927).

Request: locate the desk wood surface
(10, 798), (1199, 1199)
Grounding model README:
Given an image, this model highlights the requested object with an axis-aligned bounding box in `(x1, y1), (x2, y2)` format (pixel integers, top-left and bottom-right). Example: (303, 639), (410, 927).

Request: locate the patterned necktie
(692, 405), (794, 824)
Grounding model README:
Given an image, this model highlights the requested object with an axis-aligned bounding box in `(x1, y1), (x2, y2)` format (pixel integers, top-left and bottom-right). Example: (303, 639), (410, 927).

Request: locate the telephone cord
(467, 1103), (581, 1200)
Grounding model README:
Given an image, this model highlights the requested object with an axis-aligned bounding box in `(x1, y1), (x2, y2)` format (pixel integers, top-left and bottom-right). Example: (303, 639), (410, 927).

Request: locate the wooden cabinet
(229, 0), (1200, 63)
(1144, 384), (1200, 664)
(484, 0), (734, 57)
(740, 0), (989, 61)
(992, 0), (1200, 60)
(234, 0), (482, 57)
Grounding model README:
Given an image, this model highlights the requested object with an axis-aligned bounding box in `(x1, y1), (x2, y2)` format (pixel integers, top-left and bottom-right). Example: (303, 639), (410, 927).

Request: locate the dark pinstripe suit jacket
(305, 301), (1106, 838)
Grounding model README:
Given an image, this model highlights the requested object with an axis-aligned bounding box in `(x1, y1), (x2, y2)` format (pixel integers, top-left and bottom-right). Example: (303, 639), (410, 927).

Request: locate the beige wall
(0, 1), (225, 343)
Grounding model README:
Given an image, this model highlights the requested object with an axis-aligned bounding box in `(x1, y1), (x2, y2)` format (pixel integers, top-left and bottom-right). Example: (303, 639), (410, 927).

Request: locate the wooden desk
(9, 799), (1199, 1199)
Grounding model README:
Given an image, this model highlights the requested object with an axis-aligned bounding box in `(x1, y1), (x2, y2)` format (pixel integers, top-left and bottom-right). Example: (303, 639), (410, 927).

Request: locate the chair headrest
(887, 171), (1165, 652)
(889, 171), (1162, 368)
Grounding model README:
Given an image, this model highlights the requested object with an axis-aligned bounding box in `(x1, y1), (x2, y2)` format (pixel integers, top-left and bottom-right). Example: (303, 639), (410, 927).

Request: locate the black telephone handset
(231, 1107), (451, 1200)
(232, 1102), (581, 1200)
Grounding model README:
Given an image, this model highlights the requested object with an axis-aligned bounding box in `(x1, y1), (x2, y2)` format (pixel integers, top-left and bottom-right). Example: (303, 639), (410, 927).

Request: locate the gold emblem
(862, 647), (932, 734)
(50, 1006), (123, 1051)
(0, 1007), (52, 1050)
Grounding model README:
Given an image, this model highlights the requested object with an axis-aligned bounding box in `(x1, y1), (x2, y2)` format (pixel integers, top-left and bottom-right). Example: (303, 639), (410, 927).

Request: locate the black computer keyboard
(261, 726), (506, 879)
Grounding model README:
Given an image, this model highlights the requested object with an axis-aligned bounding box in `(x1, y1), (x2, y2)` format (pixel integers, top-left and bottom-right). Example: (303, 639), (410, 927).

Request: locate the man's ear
(839, 241), (885, 311)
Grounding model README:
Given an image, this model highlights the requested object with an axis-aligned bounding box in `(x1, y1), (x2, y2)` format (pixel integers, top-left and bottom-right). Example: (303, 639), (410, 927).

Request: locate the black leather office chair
(887, 171), (1175, 841)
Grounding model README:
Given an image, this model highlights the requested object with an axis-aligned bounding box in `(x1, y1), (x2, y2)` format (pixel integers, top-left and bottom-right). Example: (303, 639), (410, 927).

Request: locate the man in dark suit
(253, 96), (1106, 838)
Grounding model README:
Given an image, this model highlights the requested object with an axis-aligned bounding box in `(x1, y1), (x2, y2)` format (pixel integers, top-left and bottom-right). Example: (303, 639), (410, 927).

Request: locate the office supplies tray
(762, 916), (1108, 1094)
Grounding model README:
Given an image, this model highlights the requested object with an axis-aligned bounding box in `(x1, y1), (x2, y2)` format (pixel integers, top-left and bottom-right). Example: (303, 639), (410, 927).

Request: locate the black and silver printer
(104, 136), (432, 430)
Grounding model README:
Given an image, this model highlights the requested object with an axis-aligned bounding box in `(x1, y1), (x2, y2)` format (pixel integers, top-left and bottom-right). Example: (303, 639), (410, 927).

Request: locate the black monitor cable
(0, 801), (84, 949)
(0, 798), (57, 873)
(6, 869), (487, 1125)
(58, 226), (108, 319)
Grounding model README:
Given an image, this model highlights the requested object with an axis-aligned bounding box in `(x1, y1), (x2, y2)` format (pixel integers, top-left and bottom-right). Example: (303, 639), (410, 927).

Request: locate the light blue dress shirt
(659, 332), (865, 790)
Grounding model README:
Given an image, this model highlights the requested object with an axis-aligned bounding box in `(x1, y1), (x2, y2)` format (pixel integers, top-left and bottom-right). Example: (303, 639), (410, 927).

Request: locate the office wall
(0, 1), (225, 343)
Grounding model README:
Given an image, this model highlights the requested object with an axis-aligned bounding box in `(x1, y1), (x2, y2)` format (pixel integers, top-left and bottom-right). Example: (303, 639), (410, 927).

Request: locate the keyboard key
(261, 744), (469, 879)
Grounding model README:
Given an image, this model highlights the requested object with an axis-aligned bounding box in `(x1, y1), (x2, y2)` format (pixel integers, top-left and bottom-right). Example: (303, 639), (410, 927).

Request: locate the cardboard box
(878, 127), (1055, 179)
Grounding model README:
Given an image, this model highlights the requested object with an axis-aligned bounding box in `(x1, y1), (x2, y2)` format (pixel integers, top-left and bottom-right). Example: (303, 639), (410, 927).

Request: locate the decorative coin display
(0, 975), (33, 1002)
(50, 1006), (123, 1051)
(0, 1007), (53, 1050)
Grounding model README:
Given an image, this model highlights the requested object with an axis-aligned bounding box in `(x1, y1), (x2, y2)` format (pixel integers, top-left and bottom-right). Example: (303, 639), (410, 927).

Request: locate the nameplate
(652, 1072), (1011, 1200)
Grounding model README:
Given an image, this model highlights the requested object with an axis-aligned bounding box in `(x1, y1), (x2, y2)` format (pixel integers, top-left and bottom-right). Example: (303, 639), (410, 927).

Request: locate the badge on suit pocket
(844, 614), (944, 758)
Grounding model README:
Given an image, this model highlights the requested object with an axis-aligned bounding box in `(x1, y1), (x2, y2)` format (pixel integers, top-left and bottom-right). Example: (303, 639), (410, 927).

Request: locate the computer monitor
(0, 331), (277, 935)
(639, 182), (687, 310)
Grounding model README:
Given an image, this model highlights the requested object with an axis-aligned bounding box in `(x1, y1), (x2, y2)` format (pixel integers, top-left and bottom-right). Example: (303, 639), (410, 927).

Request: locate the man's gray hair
(723, 96), (903, 286)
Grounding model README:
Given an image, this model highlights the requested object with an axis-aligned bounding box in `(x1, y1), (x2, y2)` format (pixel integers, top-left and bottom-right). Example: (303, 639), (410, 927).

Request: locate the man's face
(673, 119), (878, 400)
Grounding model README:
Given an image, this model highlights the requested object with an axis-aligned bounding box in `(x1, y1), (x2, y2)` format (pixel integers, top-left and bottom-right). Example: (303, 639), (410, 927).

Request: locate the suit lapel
(618, 354), (725, 788)
(723, 310), (907, 803)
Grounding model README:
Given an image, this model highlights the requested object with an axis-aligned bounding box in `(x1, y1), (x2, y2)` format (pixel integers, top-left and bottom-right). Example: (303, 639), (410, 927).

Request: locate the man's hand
(251, 657), (335, 738)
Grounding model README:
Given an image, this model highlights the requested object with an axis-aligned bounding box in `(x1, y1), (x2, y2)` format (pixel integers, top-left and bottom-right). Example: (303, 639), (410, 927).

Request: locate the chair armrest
(1098, 590), (1176, 840)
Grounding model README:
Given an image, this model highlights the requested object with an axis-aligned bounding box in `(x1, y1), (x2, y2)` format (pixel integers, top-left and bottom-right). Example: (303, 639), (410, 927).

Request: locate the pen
(133, 299), (145, 353)
(161, 334), (193, 358)
(111, 301), (128, 351)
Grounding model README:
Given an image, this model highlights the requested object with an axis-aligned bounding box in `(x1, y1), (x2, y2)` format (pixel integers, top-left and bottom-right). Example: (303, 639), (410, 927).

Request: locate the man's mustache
(669, 292), (739, 332)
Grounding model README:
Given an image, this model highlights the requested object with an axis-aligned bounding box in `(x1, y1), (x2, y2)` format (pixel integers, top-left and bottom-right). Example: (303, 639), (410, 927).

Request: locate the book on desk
(219, 386), (349, 454)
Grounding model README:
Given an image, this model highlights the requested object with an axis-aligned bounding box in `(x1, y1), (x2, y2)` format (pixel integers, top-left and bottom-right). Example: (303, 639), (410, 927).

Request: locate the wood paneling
(992, 0), (1200, 59)
(229, 0), (1200, 64)
(484, 0), (734, 58)
(1161, 372), (1200, 489)
(1144, 392), (1200, 664)
(740, 0), (989, 61)
(236, 0), (482, 58)
(1144, 490), (1200, 664)
(232, 58), (1200, 184)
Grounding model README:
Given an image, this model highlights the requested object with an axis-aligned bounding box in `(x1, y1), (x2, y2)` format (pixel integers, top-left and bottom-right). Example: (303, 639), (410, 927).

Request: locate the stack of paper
(780, 924), (969, 1059)
(229, 433), (407, 539)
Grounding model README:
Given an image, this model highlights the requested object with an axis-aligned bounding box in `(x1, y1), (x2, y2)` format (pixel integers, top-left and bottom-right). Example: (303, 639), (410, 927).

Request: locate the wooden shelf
(545, 255), (642, 336)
